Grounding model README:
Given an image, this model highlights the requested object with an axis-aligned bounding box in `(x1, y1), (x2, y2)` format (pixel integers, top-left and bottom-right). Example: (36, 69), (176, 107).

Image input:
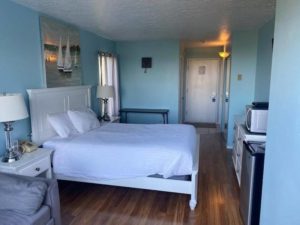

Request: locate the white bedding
(43, 123), (197, 180)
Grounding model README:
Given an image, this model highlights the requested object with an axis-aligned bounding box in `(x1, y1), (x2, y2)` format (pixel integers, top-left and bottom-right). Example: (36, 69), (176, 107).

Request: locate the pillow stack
(68, 108), (100, 133)
(47, 112), (78, 138)
(47, 108), (100, 138)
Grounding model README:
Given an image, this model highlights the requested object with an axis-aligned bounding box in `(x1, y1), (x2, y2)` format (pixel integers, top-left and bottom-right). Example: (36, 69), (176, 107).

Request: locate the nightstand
(0, 148), (53, 178)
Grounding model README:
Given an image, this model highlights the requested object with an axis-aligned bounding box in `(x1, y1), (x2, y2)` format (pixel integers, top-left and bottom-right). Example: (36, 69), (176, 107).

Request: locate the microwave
(246, 103), (268, 133)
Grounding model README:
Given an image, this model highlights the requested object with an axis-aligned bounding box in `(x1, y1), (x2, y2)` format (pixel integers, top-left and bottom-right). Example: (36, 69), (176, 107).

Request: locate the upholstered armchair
(0, 172), (61, 225)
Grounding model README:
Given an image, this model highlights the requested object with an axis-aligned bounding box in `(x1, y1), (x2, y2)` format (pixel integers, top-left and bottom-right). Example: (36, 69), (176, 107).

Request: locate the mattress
(43, 123), (197, 180)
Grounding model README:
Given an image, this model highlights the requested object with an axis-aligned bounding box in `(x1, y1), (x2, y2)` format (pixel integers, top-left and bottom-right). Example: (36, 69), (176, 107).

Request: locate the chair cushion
(0, 205), (51, 225)
(0, 173), (47, 215)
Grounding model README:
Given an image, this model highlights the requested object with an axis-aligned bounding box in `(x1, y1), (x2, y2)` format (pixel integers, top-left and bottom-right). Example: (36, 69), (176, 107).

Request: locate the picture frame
(40, 16), (82, 88)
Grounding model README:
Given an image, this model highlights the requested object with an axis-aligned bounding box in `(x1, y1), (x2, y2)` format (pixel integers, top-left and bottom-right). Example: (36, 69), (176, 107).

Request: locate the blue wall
(0, 0), (115, 155)
(255, 19), (275, 101)
(116, 41), (180, 123)
(260, 1), (300, 224)
(0, 0), (43, 155)
(227, 31), (258, 147)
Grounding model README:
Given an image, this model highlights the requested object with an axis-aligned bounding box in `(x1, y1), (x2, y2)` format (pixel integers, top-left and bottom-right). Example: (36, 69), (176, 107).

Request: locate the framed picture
(40, 16), (82, 88)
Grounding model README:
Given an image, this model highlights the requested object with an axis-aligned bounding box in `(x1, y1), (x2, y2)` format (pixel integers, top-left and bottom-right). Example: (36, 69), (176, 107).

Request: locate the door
(222, 58), (231, 138)
(184, 59), (220, 123)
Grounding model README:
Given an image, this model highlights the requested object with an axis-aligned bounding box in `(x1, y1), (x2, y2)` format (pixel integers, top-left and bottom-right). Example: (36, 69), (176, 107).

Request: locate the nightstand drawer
(0, 148), (53, 178)
(19, 157), (50, 177)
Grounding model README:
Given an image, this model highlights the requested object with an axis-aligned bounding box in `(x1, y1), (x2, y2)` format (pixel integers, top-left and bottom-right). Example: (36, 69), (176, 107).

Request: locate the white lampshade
(97, 85), (114, 98)
(0, 93), (29, 122)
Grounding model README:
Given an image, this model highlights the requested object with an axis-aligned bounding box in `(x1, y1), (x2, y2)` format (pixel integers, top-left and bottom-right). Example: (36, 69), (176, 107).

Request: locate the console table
(119, 108), (169, 124)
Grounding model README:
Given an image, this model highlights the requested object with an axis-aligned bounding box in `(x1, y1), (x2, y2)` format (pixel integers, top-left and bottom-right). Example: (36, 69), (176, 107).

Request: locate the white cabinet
(232, 121), (267, 186)
(232, 123), (246, 186)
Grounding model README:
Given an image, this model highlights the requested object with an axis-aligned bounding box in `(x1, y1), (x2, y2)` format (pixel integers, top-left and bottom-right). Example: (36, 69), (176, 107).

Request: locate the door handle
(225, 91), (229, 102)
(211, 92), (216, 103)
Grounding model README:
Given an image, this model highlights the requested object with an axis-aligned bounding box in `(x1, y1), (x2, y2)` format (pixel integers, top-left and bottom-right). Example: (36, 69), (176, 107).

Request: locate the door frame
(221, 57), (231, 139)
(180, 57), (223, 124)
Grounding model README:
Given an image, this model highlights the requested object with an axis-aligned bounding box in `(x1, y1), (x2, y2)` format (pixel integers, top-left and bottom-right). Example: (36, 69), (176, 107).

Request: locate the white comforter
(43, 123), (197, 180)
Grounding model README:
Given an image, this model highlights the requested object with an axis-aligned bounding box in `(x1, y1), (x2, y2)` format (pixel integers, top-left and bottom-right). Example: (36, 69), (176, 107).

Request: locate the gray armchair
(0, 173), (61, 225)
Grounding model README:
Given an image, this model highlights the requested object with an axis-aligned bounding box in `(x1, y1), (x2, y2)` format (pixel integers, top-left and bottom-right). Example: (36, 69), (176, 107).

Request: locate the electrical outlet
(237, 74), (243, 80)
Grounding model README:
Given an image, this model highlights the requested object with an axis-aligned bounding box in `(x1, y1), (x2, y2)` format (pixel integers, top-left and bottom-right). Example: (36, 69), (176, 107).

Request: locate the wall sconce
(219, 45), (230, 59)
(141, 57), (152, 73)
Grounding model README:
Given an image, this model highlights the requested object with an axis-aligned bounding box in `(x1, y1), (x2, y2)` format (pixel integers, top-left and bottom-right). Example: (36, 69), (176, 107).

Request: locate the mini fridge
(240, 141), (265, 225)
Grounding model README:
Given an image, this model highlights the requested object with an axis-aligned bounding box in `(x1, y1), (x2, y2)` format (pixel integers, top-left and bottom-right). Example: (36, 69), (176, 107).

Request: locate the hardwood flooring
(59, 131), (243, 225)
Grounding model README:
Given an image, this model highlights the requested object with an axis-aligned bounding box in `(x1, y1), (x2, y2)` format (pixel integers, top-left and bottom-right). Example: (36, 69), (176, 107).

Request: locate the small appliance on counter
(240, 141), (265, 225)
(245, 102), (268, 134)
(242, 124), (267, 142)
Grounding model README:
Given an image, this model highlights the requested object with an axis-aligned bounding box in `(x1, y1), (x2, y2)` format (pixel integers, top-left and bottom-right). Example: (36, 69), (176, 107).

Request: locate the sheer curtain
(98, 52), (120, 117)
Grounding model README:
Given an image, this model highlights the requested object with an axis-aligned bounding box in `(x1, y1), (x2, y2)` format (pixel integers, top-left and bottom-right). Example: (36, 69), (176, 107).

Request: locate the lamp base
(1, 149), (21, 163)
(102, 113), (111, 121)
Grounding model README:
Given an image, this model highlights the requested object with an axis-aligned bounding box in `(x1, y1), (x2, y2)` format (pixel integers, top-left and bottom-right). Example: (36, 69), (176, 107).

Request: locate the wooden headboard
(27, 85), (91, 145)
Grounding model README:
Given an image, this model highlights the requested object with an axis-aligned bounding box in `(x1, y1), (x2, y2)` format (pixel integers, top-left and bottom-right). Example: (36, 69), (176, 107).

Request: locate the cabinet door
(232, 143), (237, 169)
(236, 159), (242, 186)
(232, 124), (239, 170)
(232, 124), (247, 187)
(237, 126), (244, 156)
(234, 125), (239, 140)
(236, 142), (243, 171)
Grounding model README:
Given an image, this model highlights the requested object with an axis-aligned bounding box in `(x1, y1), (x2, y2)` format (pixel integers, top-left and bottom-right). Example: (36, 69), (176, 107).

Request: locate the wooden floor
(59, 131), (243, 225)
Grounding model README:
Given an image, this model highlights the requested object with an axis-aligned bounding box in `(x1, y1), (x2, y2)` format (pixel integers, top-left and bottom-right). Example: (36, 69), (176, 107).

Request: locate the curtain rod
(98, 51), (115, 57)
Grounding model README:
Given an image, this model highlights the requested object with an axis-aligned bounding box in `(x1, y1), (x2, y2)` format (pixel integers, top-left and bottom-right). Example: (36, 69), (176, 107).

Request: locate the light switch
(237, 74), (243, 80)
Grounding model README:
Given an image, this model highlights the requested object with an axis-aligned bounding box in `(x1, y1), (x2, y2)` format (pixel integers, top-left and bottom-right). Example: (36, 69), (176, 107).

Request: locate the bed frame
(27, 85), (200, 210)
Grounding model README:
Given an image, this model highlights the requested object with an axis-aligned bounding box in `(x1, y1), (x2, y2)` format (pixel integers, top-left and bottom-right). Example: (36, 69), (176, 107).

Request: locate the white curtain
(98, 53), (120, 117)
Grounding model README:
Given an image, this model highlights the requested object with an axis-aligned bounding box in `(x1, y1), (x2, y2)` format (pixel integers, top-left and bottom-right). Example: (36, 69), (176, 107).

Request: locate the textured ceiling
(12, 0), (275, 43)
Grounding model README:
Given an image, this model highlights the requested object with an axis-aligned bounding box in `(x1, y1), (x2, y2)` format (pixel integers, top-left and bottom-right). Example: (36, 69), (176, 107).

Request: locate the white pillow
(67, 108), (100, 133)
(47, 112), (79, 138)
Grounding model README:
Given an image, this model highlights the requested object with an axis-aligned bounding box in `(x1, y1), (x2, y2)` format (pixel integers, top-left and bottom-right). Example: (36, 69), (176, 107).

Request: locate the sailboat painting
(63, 36), (72, 73)
(40, 16), (82, 88)
(57, 37), (64, 71)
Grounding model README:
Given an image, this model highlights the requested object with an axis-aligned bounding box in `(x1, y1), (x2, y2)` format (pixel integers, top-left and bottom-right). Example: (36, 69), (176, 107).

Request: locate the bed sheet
(43, 123), (197, 180)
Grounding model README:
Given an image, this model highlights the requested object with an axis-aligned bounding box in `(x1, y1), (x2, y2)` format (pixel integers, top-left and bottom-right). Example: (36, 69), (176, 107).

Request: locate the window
(98, 52), (120, 116)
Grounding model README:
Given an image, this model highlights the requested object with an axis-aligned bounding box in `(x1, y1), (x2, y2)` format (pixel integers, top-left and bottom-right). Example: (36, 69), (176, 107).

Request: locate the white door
(184, 59), (220, 123)
(222, 58), (231, 139)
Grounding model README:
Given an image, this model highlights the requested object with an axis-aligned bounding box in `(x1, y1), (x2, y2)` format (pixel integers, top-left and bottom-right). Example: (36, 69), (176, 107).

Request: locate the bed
(27, 85), (199, 210)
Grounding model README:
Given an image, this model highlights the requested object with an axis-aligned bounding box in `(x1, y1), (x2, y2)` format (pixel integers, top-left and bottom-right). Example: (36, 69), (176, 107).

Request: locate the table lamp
(96, 85), (114, 121)
(0, 93), (29, 163)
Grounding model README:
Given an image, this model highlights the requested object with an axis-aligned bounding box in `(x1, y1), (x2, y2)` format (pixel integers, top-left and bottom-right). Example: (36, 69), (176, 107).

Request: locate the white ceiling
(12, 0), (275, 44)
